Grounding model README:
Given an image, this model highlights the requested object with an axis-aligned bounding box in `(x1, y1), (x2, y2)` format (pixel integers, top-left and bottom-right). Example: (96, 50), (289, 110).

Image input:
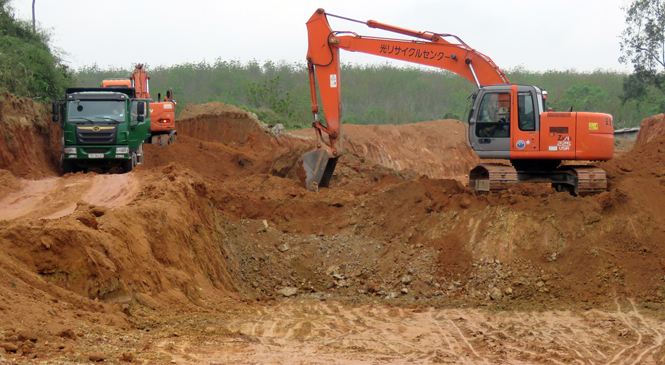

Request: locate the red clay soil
(292, 120), (479, 180)
(635, 113), (665, 147)
(1, 100), (665, 363)
(0, 93), (62, 178)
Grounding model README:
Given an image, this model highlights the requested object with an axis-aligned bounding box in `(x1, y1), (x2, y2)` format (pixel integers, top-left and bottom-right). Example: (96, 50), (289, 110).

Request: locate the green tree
(0, 0), (73, 100)
(619, 0), (665, 108)
(551, 83), (609, 112)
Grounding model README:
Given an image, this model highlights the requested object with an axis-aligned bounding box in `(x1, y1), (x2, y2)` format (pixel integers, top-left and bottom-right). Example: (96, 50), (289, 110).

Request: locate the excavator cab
(468, 84), (546, 160)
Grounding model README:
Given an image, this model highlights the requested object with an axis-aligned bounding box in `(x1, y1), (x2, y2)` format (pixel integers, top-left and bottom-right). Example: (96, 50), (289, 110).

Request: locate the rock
(365, 282), (380, 293)
(277, 287), (298, 297)
(536, 281), (545, 288)
(75, 213), (98, 230)
(268, 124), (286, 137)
(332, 274), (344, 280)
(401, 275), (412, 285)
(504, 287), (513, 295)
(57, 329), (77, 340)
(490, 287), (503, 301)
(277, 243), (289, 252)
(17, 331), (38, 343)
(20, 344), (31, 355)
(401, 288), (409, 294)
(262, 220), (269, 230)
(120, 352), (134, 362)
(1, 343), (18, 352)
(459, 197), (471, 209)
(88, 352), (105, 362)
(541, 275), (551, 282)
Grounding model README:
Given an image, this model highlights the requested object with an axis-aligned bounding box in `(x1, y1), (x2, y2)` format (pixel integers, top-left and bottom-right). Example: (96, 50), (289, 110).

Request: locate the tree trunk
(31, 0), (35, 32)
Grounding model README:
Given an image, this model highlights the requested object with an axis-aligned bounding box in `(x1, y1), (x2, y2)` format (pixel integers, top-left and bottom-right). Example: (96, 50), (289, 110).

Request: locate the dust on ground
(1, 100), (665, 364)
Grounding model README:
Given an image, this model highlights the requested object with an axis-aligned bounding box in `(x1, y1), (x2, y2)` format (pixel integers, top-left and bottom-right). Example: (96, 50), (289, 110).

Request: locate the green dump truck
(52, 87), (151, 173)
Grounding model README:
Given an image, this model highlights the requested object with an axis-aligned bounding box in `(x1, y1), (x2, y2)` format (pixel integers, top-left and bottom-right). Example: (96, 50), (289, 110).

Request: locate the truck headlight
(64, 147), (77, 154)
(116, 147), (129, 154)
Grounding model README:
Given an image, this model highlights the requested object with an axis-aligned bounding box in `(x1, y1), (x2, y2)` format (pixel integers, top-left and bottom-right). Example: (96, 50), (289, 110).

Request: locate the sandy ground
(0, 173), (139, 221)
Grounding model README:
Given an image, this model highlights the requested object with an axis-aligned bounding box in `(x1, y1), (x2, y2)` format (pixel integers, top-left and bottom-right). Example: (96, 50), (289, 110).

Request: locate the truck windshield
(67, 100), (126, 122)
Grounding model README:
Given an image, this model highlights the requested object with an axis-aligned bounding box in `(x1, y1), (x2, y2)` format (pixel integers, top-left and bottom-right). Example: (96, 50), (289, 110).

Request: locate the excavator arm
(302, 8), (509, 191)
(130, 64), (151, 99)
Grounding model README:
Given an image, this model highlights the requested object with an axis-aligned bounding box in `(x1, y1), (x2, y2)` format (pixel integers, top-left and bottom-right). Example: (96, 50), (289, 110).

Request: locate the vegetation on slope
(0, 0), (73, 100)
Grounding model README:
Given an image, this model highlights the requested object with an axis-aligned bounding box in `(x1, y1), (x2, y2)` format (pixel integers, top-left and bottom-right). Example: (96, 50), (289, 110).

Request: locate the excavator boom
(303, 8), (508, 190)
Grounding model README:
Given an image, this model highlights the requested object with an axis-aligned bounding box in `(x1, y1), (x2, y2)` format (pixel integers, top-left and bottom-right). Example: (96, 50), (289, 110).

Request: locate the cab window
(518, 92), (536, 131)
(475, 92), (510, 138)
(130, 101), (146, 122)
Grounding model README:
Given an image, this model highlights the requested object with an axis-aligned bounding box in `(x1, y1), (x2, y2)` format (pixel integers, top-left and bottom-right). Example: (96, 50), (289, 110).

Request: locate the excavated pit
(1, 96), (665, 363)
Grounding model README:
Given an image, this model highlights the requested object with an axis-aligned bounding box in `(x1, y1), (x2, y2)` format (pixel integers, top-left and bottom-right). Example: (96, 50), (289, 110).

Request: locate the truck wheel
(151, 134), (168, 146)
(137, 143), (144, 164)
(122, 152), (137, 173)
(62, 158), (75, 174)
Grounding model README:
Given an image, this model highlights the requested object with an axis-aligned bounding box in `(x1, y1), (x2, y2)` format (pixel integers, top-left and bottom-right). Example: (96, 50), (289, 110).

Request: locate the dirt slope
(292, 120), (479, 180)
(1, 100), (665, 363)
(0, 93), (61, 178)
(635, 113), (665, 147)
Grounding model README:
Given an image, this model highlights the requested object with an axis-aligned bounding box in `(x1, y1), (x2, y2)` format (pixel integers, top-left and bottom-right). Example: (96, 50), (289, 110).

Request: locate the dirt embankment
(2, 100), (665, 363)
(635, 113), (665, 147)
(292, 120), (479, 180)
(0, 93), (61, 178)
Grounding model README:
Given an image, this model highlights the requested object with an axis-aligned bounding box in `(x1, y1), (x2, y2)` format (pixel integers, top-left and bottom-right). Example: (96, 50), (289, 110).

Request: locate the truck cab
(53, 87), (151, 173)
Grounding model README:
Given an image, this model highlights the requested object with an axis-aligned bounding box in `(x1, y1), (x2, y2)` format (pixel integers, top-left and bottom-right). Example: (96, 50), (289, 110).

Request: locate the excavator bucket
(299, 149), (338, 191)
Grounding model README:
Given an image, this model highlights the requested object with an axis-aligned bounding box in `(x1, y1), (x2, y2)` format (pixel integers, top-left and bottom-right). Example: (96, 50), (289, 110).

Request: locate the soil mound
(178, 102), (248, 120)
(0, 93), (61, 178)
(635, 113), (665, 147)
(292, 120), (478, 180)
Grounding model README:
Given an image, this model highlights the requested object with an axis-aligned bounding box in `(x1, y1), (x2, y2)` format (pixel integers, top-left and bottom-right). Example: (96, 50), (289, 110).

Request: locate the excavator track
(469, 163), (607, 196)
(557, 166), (607, 196)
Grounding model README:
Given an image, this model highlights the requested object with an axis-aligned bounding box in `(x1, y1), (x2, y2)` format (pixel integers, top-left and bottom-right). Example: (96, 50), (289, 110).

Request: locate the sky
(8, 0), (634, 73)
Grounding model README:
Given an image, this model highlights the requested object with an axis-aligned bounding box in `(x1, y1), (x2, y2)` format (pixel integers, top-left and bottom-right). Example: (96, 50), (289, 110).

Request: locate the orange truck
(102, 64), (177, 146)
(302, 9), (613, 195)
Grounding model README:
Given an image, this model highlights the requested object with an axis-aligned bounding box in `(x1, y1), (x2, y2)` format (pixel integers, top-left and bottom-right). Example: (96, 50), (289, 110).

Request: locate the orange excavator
(302, 9), (614, 195)
(102, 64), (177, 146)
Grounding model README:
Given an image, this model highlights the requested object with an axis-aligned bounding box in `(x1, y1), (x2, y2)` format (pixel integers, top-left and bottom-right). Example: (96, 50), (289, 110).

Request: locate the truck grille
(76, 125), (118, 145)
(82, 148), (110, 154)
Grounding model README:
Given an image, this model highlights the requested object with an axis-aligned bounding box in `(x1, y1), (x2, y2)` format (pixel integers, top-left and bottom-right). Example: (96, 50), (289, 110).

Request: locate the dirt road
(29, 297), (662, 364)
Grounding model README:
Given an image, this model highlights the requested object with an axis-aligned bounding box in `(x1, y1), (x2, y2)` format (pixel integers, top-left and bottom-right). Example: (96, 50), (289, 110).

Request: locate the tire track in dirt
(143, 298), (665, 364)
